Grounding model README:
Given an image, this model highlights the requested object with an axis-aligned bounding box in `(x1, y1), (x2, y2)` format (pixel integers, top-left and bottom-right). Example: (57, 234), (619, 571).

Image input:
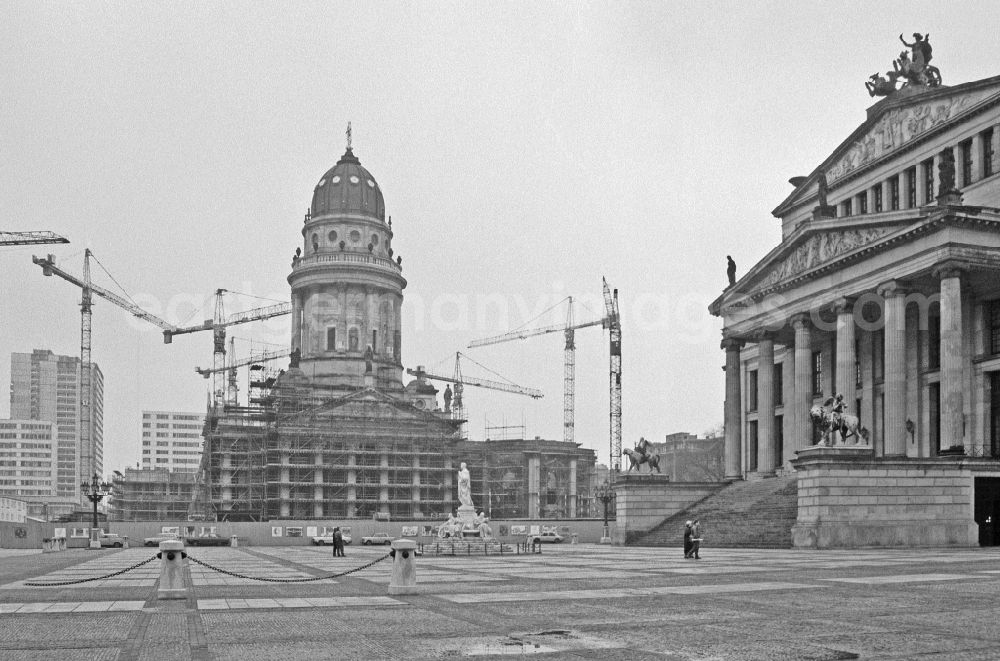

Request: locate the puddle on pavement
(424, 629), (625, 656)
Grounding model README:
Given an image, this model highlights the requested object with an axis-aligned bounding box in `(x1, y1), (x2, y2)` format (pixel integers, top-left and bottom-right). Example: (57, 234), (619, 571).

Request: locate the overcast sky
(3, 1), (1000, 473)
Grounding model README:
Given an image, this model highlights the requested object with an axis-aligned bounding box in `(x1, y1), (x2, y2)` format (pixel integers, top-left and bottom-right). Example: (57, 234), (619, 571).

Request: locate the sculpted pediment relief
(756, 226), (898, 289)
(827, 87), (997, 183)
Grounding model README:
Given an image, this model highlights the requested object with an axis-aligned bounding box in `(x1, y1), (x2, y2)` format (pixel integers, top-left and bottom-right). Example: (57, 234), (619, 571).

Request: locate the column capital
(931, 260), (966, 281)
(748, 330), (775, 344)
(876, 280), (909, 298)
(831, 297), (856, 314)
(720, 336), (745, 351)
(790, 313), (812, 331)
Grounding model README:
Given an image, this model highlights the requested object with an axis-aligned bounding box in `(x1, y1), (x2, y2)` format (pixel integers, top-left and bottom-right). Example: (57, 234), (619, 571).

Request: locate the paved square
(1, 544), (999, 659)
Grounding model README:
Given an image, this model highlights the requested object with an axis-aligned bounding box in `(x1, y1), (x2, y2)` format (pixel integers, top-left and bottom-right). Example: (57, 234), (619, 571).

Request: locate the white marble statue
(457, 461), (473, 508)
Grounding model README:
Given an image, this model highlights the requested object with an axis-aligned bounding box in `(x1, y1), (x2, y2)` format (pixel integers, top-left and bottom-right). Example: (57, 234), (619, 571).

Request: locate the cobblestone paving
(1, 545), (1000, 659)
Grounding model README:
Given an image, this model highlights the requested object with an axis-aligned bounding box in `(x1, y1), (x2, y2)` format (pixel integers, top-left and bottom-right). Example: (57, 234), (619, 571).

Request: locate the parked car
(185, 534), (230, 547)
(361, 532), (393, 545)
(98, 533), (129, 548)
(311, 532), (352, 546)
(143, 532), (180, 547)
(529, 531), (564, 544)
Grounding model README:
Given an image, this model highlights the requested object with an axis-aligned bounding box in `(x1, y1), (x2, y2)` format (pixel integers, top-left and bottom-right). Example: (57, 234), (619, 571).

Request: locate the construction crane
(602, 277), (622, 472)
(468, 278), (623, 470)
(33, 250), (178, 492)
(2, 230), (69, 247)
(406, 352), (542, 434)
(194, 343), (293, 405)
(470, 296), (603, 447)
(166, 289), (291, 404)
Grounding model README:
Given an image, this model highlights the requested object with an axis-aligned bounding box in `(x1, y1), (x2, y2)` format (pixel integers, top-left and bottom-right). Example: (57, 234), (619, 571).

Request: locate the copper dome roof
(310, 148), (385, 221)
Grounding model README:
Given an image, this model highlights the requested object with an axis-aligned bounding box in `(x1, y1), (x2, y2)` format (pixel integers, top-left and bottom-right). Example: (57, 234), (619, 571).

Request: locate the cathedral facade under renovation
(192, 141), (595, 522)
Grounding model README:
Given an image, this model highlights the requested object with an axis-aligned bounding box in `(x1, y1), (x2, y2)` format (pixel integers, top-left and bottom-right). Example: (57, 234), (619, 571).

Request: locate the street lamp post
(82, 473), (112, 550)
(595, 480), (616, 545)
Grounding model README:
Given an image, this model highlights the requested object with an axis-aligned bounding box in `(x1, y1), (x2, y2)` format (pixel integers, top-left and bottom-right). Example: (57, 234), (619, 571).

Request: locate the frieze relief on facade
(827, 88), (994, 182)
(757, 226), (897, 289)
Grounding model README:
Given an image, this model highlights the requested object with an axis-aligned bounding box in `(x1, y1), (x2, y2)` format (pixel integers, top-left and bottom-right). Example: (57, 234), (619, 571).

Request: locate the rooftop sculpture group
(865, 32), (942, 98)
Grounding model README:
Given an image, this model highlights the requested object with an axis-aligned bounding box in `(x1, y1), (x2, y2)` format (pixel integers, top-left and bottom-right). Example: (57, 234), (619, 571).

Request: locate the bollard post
(157, 539), (188, 600)
(230, 535), (238, 548)
(387, 538), (417, 595)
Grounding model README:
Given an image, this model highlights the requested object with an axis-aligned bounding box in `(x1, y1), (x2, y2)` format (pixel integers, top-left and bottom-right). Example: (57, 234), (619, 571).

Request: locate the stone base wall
(791, 446), (981, 548)
(612, 474), (720, 545)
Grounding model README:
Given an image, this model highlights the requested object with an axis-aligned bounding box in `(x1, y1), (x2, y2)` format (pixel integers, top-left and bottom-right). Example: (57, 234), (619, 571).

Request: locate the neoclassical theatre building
(710, 54), (1000, 547)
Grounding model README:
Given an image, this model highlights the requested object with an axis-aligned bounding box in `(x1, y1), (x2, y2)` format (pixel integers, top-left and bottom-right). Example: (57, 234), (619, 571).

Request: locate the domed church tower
(287, 126), (406, 394)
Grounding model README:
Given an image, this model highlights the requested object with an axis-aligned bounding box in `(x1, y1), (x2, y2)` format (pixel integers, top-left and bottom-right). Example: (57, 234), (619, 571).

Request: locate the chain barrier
(25, 554), (160, 587)
(186, 552), (391, 582)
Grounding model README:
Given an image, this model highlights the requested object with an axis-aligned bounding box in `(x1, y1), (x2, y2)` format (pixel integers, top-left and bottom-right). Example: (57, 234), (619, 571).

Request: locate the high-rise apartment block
(141, 411), (204, 473)
(9, 349), (103, 506)
(0, 420), (56, 499)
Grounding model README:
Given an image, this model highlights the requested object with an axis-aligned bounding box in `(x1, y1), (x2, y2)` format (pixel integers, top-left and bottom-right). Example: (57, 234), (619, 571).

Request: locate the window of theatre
(873, 184), (883, 212)
(857, 191), (868, 214)
(960, 138), (973, 187)
(811, 351), (823, 395)
(842, 198), (852, 217)
(989, 300), (1000, 356)
(922, 157), (935, 202)
(889, 175), (900, 211)
(326, 327), (336, 351)
(905, 167), (917, 208)
(747, 370), (758, 412)
(984, 127), (995, 178)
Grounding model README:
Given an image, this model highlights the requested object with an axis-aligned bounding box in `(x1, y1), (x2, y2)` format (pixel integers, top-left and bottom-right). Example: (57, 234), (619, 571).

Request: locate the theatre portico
(709, 47), (1000, 548)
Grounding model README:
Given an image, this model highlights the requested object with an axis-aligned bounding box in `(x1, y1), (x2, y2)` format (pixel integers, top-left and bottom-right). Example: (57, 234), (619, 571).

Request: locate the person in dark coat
(332, 527), (345, 557)
(690, 519), (702, 559)
(683, 520), (693, 558)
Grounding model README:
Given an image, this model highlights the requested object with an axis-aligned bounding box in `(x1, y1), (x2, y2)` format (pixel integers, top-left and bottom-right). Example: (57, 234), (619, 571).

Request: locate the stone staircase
(630, 475), (799, 549)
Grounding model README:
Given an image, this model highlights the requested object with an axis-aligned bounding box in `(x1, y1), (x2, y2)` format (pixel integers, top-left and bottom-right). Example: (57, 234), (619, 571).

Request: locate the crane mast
(80, 250), (94, 494)
(603, 278), (622, 473)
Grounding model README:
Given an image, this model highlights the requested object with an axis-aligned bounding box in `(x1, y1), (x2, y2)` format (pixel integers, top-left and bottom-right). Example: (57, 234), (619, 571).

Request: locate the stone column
(411, 455), (421, 518)
(756, 335), (775, 473)
(379, 450), (389, 515)
(916, 161), (929, 206)
(291, 291), (302, 353)
(935, 263), (966, 448)
(971, 133), (983, 183)
(280, 450), (291, 517)
(346, 449), (357, 516)
(902, 169), (914, 209)
(881, 180), (890, 212)
(527, 455), (540, 518)
(314, 452), (324, 518)
(879, 282), (907, 456)
(834, 299), (856, 422)
(568, 458), (577, 518)
(792, 315), (814, 450)
(991, 125), (1000, 176)
(722, 338), (744, 480)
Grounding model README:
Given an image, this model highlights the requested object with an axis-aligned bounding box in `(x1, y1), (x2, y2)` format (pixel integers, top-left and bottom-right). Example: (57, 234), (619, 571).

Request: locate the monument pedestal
(791, 445), (980, 548)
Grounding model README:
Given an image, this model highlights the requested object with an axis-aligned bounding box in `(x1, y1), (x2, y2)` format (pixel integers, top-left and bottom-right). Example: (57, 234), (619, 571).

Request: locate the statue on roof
(865, 32), (941, 97)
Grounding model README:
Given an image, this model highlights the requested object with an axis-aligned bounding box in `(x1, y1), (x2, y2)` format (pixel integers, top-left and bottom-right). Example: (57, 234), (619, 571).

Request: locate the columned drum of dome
(288, 146), (407, 394)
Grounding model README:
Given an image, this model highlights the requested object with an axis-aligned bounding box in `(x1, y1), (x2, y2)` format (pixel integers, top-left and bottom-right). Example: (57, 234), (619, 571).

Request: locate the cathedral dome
(310, 147), (386, 221)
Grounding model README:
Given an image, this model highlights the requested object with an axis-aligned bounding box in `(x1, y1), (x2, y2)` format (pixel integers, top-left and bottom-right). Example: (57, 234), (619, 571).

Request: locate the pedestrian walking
(333, 527), (345, 557)
(683, 520), (693, 558)
(690, 519), (702, 559)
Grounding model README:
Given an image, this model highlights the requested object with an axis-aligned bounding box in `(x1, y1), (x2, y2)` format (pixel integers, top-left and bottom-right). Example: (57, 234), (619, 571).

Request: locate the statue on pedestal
(457, 462), (473, 508)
